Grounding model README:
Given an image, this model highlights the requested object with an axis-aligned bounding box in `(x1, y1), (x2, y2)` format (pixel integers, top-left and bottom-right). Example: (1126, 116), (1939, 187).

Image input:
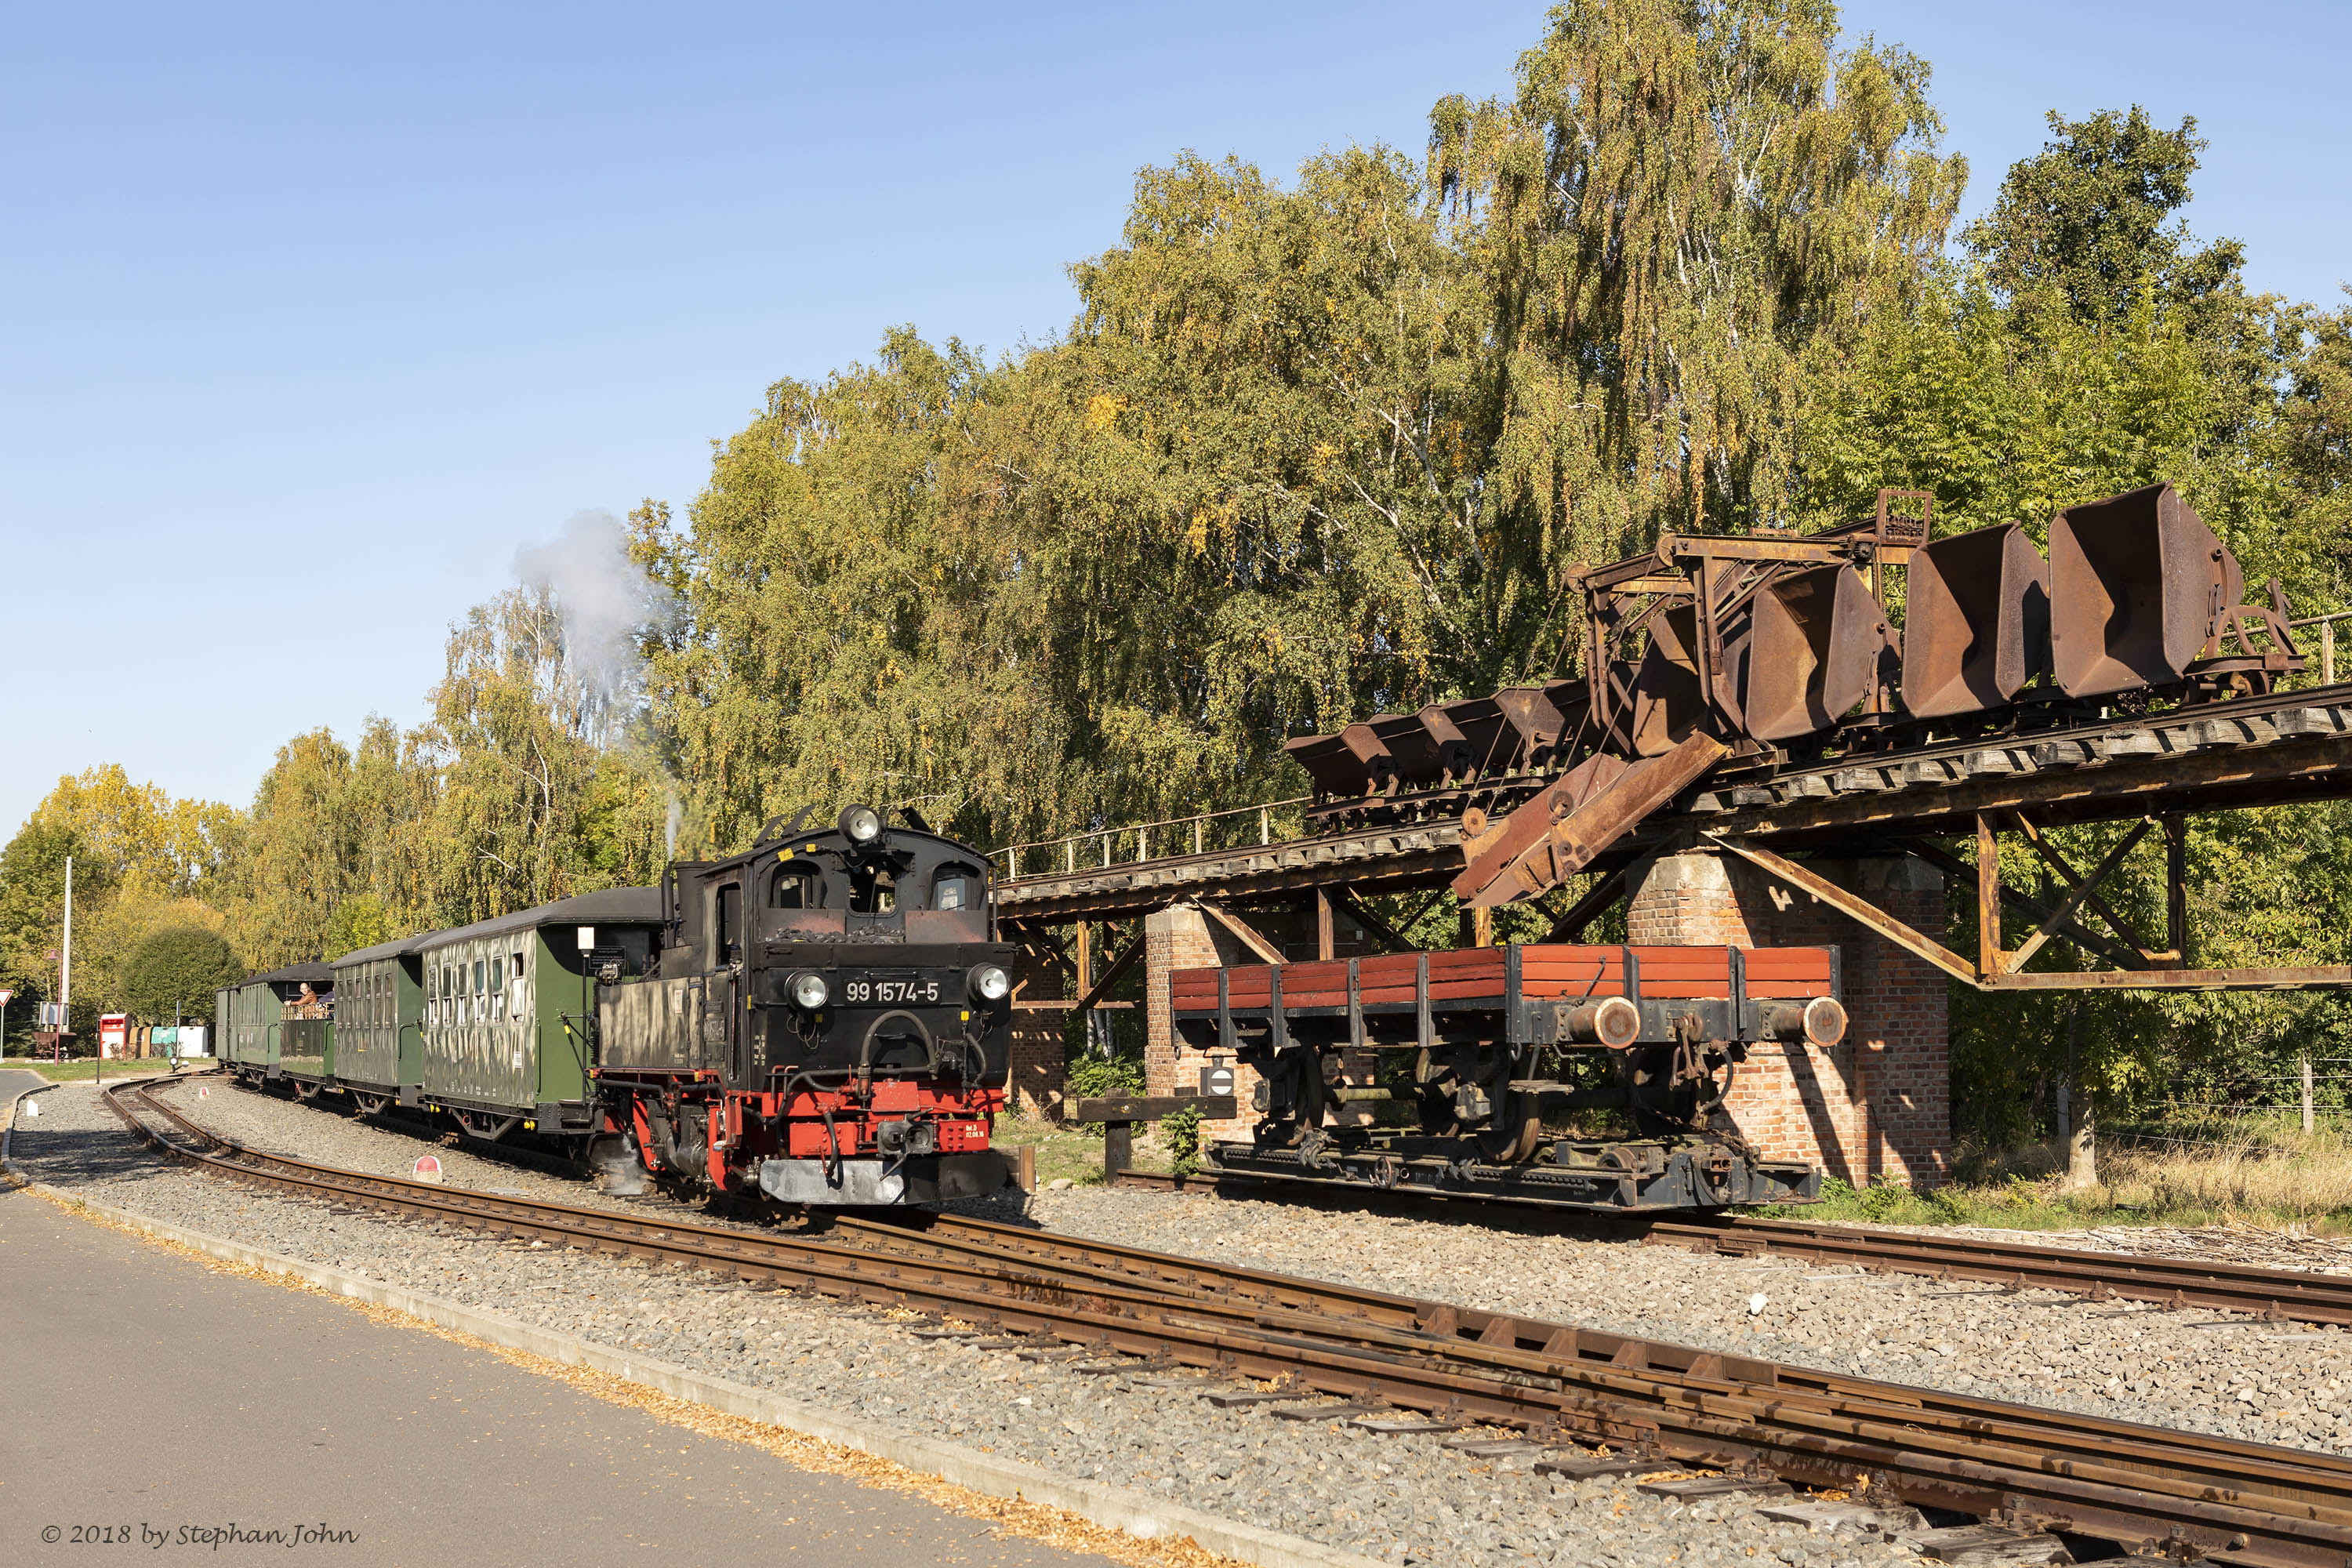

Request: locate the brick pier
(1627, 852), (1950, 1188)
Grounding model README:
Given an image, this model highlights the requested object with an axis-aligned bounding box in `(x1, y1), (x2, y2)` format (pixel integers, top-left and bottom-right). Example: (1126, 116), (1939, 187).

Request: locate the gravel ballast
(1014, 1187), (2352, 1455)
(10, 1076), (2339, 1566)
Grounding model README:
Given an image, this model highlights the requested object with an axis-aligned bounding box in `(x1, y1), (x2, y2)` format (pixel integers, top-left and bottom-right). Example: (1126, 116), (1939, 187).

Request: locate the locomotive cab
(593, 804), (1014, 1207)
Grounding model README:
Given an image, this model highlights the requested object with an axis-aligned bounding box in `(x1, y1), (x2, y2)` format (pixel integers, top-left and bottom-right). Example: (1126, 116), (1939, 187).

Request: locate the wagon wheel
(1288, 1047), (1327, 1146)
(292, 1079), (321, 1102)
(1410, 1047), (1457, 1134)
(1254, 1046), (1327, 1146)
(1475, 1047), (1544, 1164)
(353, 1093), (389, 1117)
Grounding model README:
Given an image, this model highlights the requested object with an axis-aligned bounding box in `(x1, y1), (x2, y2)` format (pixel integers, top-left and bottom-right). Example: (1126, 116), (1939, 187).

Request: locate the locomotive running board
(1203, 1135), (1817, 1212)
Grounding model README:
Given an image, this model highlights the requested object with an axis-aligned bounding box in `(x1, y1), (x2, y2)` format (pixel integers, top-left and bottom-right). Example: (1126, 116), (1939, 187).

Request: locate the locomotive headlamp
(789, 971), (829, 1010)
(967, 963), (1011, 1003)
(838, 804), (883, 844)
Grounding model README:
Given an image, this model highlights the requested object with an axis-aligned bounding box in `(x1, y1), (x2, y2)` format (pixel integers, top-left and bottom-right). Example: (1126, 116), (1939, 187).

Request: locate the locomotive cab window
(849, 864), (896, 913)
(931, 863), (982, 911)
(768, 863), (822, 909)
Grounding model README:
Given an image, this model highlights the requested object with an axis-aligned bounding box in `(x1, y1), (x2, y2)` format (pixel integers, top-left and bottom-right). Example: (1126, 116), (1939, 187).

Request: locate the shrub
(1858, 1177), (1913, 1223)
(1162, 1105), (1203, 1175)
(121, 927), (245, 1026)
(1066, 1054), (1143, 1102)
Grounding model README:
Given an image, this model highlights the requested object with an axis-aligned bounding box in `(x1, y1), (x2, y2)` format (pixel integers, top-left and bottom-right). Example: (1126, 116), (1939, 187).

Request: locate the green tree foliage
(1430, 0), (1964, 559)
(1964, 107), (2241, 330)
(228, 728), (366, 966)
(119, 925), (244, 1025)
(320, 895), (391, 960)
(1796, 101), (2352, 1141)
(0, 818), (93, 1044)
(637, 337), (1071, 851)
(419, 586), (666, 922)
(1039, 147), (1497, 801)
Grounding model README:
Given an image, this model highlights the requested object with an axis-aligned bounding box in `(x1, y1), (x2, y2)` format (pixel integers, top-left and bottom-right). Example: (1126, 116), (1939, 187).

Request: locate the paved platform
(0, 1177), (1115, 1565)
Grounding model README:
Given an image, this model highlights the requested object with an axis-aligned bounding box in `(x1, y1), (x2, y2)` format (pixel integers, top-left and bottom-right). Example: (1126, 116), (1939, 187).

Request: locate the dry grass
(2097, 1134), (2352, 1225)
(1782, 1125), (2352, 1236)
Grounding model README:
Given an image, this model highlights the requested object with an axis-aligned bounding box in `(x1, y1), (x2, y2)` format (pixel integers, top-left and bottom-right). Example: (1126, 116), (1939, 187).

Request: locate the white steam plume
(514, 509), (673, 709)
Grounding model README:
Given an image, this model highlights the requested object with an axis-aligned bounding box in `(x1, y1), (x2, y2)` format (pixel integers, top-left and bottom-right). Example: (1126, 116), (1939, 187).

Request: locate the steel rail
(834, 1210), (2352, 1502)
(97, 1080), (2352, 1565)
(1109, 1166), (2352, 1332)
(1648, 1214), (2352, 1326)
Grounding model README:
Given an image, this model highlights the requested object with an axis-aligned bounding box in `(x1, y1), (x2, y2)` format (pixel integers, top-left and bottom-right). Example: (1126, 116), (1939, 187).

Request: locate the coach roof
(243, 961), (336, 989)
(415, 885), (663, 952)
(330, 933), (427, 968)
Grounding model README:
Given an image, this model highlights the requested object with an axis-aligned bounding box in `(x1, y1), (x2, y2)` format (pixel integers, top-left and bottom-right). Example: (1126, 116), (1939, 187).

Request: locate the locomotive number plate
(843, 973), (944, 1005)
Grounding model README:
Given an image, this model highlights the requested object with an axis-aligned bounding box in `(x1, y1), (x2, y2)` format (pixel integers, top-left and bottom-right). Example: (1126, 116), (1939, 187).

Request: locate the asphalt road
(0, 1147), (1116, 1566)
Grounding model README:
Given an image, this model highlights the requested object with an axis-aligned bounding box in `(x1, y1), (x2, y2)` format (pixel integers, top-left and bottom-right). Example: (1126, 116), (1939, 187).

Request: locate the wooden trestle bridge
(987, 482), (2352, 1011)
(989, 683), (2352, 1007)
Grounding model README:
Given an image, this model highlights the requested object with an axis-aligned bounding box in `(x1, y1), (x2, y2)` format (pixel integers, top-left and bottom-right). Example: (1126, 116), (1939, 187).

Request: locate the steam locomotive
(590, 804), (1014, 1205)
(218, 804), (1014, 1208)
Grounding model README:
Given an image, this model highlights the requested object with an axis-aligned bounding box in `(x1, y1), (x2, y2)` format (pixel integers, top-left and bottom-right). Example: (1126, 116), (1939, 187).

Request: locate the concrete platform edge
(0, 1101), (1385, 1568)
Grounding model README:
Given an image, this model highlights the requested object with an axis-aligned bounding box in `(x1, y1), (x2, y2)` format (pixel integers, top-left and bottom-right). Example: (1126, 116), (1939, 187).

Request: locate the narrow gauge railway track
(1108, 1167), (2352, 1330)
(95, 1081), (2352, 1565)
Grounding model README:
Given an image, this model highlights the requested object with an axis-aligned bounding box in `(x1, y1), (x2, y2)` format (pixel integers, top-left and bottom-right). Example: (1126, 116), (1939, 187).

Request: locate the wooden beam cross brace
(1333, 887), (1416, 954)
(1700, 833), (1981, 984)
(1072, 927), (1146, 1013)
(2009, 810), (2167, 960)
(1899, 834), (2150, 975)
(1709, 833), (2352, 993)
(1195, 901), (1286, 965)
(2005, 815), (2156, 971)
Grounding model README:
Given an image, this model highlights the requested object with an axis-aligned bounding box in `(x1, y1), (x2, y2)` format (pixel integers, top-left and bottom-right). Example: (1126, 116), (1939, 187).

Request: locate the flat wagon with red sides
(1171, 942), (1844, 1210)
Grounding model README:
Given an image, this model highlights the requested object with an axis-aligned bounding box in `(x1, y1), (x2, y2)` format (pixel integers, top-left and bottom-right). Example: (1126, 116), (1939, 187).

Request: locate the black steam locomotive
(590, 804), (1016, 1205)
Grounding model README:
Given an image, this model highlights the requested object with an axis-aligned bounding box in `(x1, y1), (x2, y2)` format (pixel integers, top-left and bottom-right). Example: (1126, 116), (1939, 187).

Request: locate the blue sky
(5, 2), (2347, 835)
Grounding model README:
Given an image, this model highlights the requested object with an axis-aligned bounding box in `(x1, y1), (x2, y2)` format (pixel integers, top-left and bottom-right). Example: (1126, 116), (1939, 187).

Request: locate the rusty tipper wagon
(1171, 942), (1843, 1210)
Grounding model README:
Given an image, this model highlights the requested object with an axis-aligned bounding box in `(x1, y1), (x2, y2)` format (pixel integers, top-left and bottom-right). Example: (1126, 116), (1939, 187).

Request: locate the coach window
(931, 863), (982, 912)
(768, 862), (822, 909)
(490, 956), (505, 1022)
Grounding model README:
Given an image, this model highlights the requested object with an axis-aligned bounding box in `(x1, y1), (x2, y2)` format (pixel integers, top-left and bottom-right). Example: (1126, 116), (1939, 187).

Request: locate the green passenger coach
(414, 887), (662, 1139)
(219, 963), (336, 1082)
(330, 935), (426, 1111)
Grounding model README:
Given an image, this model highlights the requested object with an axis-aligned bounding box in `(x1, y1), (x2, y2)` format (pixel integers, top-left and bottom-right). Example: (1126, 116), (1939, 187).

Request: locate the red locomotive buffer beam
(1170, 942), (1842, 1212)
